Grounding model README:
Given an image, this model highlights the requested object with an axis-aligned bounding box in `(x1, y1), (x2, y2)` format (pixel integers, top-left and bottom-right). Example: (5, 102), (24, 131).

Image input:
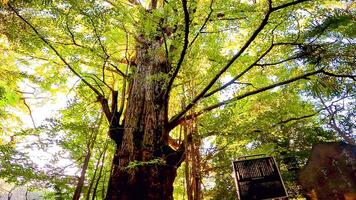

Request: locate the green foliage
(126, 158), (166, 169)
(0, 0), (354, 199)
(194, 86), (342, 198)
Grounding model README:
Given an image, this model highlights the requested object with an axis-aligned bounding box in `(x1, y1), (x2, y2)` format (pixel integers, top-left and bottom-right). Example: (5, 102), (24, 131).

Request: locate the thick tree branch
(169, 69), (323, 130)
(169, 4), (273, 127)
(97, 96), (113, 121)
(271, 0), (309, 11)
(9, 4), (103, 97)
(255, 55), (301, 67)
(109, 90), (121, 132)
(202, 69), (322, 112)
(165, 0), (190, 97)
(321, 70), (356, 81)
(274, 112), (319, 126)
(111, 90), (119, 114)
(8, 4), (125, 125)
(169, 0), (310, 128)
(203, 42), (275, 98)
(107, 62), (127, 77)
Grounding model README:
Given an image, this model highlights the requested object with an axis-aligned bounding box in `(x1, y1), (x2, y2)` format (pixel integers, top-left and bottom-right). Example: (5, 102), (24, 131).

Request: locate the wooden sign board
(232, 155), (287, 200)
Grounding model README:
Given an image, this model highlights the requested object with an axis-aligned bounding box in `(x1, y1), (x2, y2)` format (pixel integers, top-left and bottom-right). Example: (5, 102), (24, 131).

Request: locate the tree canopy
(0, 0), (355, 199)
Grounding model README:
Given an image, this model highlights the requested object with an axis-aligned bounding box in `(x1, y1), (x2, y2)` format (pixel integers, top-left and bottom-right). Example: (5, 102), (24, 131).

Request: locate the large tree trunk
(105, 40), (184, 200)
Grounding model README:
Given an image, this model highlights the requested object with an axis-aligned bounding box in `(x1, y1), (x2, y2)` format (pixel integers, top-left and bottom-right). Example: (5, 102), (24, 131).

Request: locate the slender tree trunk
(192, 127), (202, 200)
(73, 125), (100, 200)
(92, 143), (108, 200)
(72, 146), (92, 200)
(86, 141), (108, 200)
(105, 40), (184, 200)
(184, 124), (193, 200)
(185, 121), (202, 200)
(86, 157), (99, 200)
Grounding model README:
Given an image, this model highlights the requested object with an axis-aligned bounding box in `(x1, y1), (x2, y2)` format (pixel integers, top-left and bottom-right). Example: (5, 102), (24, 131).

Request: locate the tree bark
(184, 121), (202, 200)
(105, 40), (184, 200)
(86, 141), (108, 200)
(73, 121), (100, 200)
(72, 149), (91, 200)
(184, 124), (193, 200)
(86, 159), (98, 200)
(192, 128), (202, 200)
(92, 143), (108, 200)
